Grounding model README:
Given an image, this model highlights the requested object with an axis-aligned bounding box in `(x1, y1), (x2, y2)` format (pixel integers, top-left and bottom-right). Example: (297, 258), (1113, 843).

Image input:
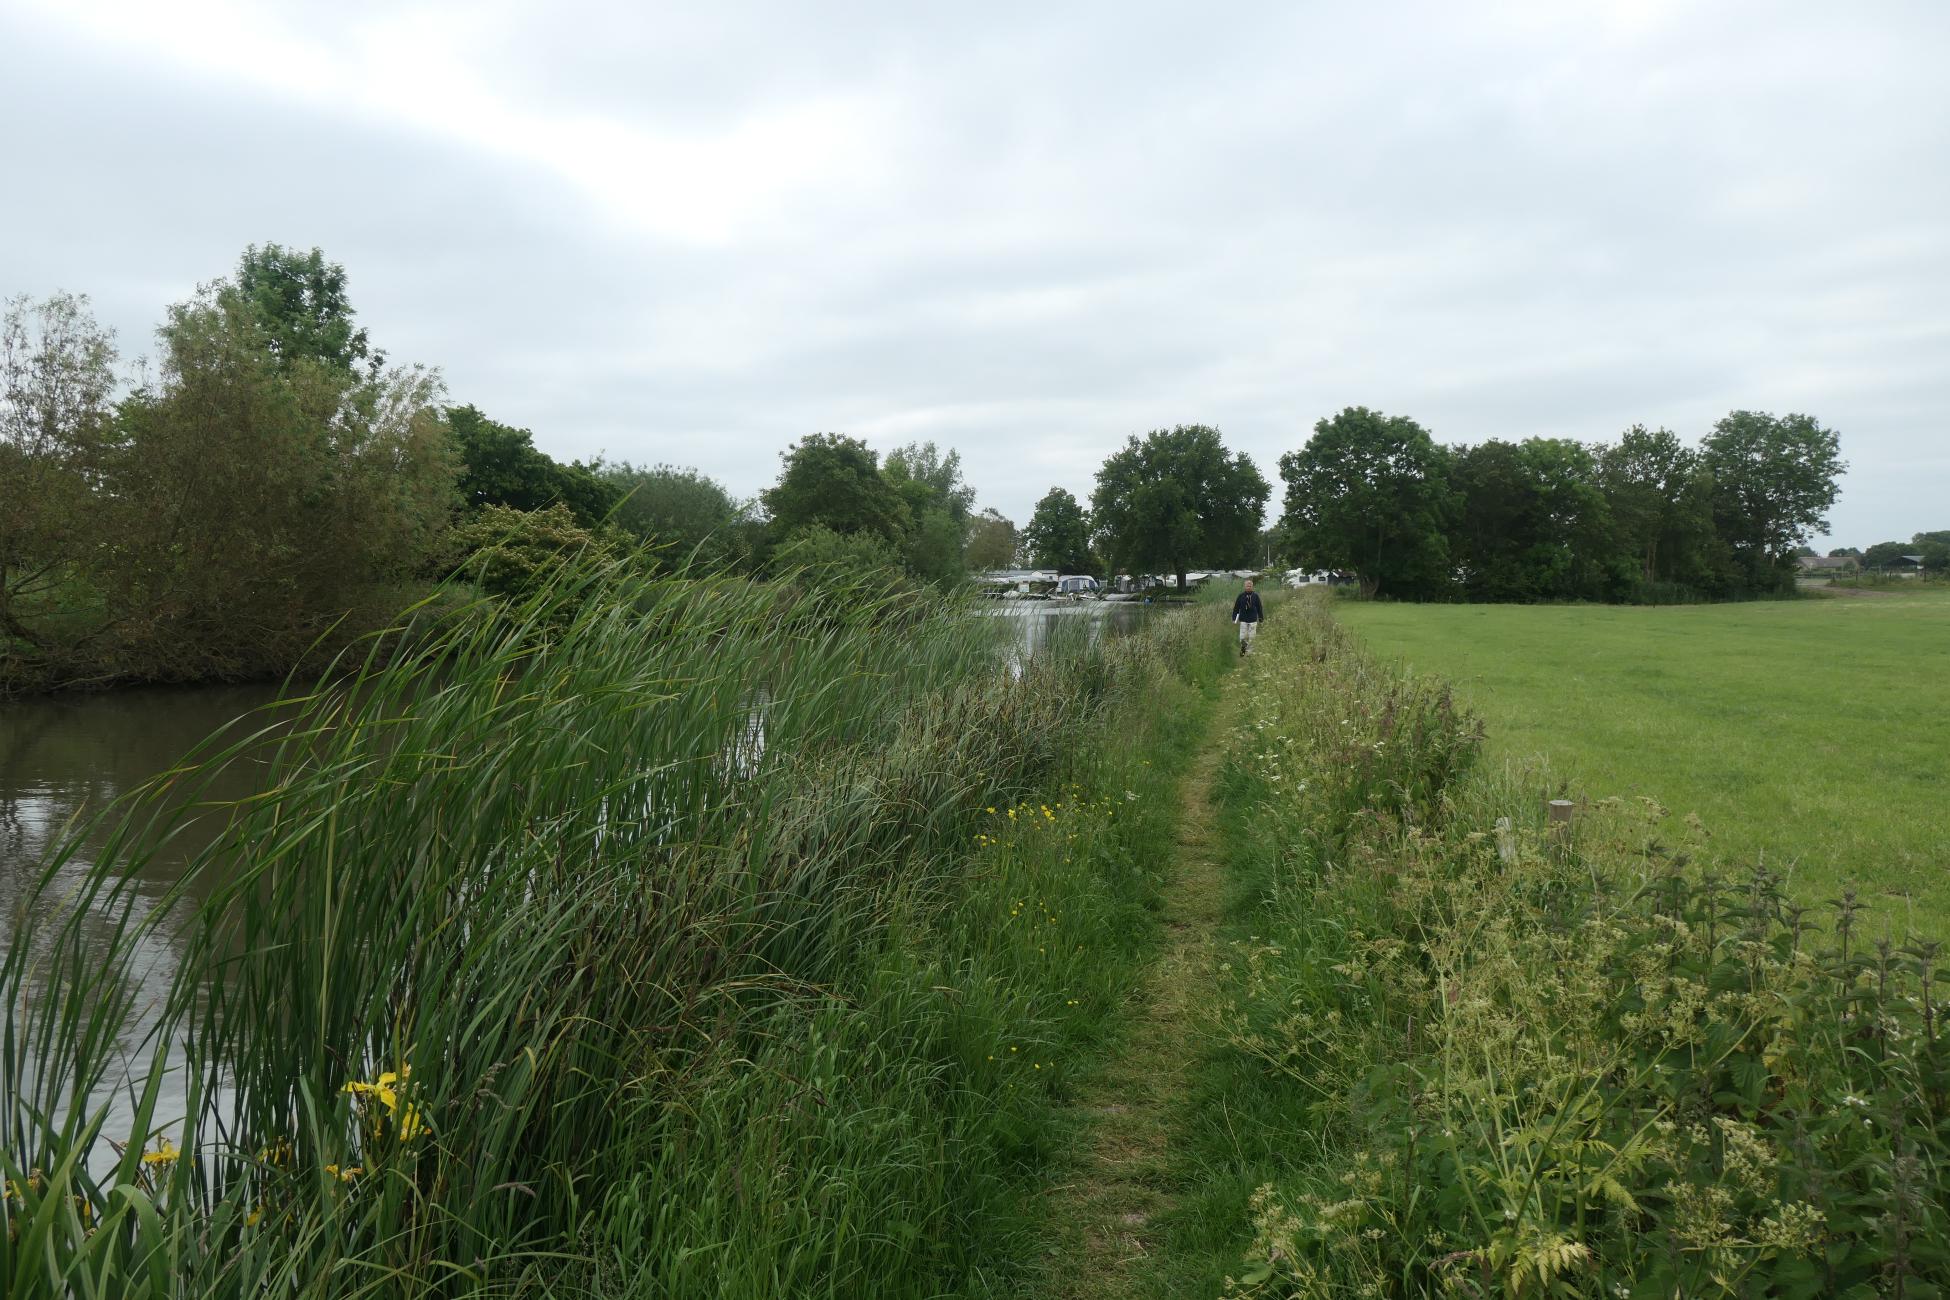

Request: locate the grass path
(1040, 714), (1231, 1299)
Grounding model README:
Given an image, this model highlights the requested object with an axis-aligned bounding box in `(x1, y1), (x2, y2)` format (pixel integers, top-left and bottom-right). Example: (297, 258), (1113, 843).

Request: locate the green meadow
(1336, 587), (1950, 934)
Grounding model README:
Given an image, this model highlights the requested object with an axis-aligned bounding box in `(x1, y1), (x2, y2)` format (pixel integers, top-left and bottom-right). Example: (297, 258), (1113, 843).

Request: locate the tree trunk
(0, 595), (48, 651)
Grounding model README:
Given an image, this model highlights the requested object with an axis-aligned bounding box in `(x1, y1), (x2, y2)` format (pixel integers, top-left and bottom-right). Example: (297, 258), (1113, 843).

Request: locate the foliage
(1277, 408), (1850, 605)
(964, 507), (1019, 571)
(884, 440), (976, 525)
(448, 403), (618, 529)
(0, 559), (1232, 1297)
(1594, 425), (1715, 593)
(1092, 425), (1269, 588)
(233, 243), (381, 378)
(0, 293), (119, 659)
(1278, 407), (1455, 599)
(1701, 411), (1846, 595)
(770, 523), (906, 594)
(884, 440), (977, 584)
(1860, 534), (1948, 573)
(762, 432), (912, 549)
(601, 460), (752, 569)
(902, 505), (969, 586)
(101, 283), (456, 682)
(448, 502), (611, 599)
(1197, 600), (1950, 1296)
(1450, 438), (1626, 602)
(2, 255), (465, 691)
(1023, 486), (1095, 574)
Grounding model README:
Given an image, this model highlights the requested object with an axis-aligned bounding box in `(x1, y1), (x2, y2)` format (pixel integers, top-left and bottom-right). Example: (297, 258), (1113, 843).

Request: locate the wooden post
(1546, 798), (1575, 847)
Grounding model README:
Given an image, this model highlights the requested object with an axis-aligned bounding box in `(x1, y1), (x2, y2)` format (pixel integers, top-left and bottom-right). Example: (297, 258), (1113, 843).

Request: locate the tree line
(0, 245), (1875, 689)
(1009, 406), (1856, 603)
(1819, 534), (1950, 574)
(1276, 406), (1848, 600)
(0, 247), (1032, 689)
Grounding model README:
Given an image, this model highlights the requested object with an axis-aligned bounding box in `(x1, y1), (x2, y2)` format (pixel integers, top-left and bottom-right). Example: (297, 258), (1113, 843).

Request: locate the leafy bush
(447, 501), (614, 599)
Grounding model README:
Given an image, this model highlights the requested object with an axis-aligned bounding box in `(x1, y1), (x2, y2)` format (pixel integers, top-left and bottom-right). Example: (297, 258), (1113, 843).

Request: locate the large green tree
(964, 508), (1019, 571)
(1594, 425), (1714, 589)
(1091, 426), (1267, 589)
(1278, 407), (1454, 598)
(883, 441), (975, 584)
(448, 404), (617, 529)
(1448, 436), (1619, 602)
(235, 243), (382, 377)
(1451, 439), (1619, 602)
(761, 433), (910, 548)
(0, 293), (119, 656)
(1021, 487), (1093, 574)
(1700, 411), (1845, 594)
(602, 462), (749, 569)
(883, 441), (976, 524)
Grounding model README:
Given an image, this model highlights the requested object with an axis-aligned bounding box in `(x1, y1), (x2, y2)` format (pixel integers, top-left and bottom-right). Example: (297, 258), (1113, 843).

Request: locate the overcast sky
(5, 1), (1945, 547)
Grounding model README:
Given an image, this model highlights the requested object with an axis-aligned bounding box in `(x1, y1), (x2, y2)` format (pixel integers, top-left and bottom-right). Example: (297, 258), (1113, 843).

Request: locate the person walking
(1231, 578), (1264, 657)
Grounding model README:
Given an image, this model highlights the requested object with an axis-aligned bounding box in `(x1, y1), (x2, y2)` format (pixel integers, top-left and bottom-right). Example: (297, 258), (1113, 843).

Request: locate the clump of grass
(1, 557), (1231, 1297)
(1201, 595), (1950, 1296)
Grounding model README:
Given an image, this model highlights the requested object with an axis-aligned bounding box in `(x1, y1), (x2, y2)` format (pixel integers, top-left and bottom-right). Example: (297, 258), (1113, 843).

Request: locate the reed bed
(2, 560), (1232, 1297)
(1172, 594), (1950, 1297)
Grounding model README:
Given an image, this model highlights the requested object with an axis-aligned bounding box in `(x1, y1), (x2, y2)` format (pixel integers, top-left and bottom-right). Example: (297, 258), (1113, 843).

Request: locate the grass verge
(1159, 593), (1950, 1296)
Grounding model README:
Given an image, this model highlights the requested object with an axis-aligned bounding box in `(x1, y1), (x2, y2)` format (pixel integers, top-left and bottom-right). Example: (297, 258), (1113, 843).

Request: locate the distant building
(1797, 555), (1856, 572)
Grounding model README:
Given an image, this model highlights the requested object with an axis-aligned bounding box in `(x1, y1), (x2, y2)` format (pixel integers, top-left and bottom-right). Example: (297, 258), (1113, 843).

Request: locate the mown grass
(1, 559), (1234, 1298)
(1336, 589), (1950, 935)
(1156, 595), (1950, 1296)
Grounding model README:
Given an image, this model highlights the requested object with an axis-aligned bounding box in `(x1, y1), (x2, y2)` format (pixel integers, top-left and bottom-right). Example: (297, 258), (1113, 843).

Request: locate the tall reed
(2, 559), (1226, 1296)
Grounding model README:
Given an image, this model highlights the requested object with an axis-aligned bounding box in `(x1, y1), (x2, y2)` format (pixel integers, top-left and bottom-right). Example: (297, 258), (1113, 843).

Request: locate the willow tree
(0, 293), (119, 662)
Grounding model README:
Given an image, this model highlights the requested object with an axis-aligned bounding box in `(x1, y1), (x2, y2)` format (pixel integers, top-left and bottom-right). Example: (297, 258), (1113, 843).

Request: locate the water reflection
(984, 598), (1163, 675)
(1, 684), (281, 1159)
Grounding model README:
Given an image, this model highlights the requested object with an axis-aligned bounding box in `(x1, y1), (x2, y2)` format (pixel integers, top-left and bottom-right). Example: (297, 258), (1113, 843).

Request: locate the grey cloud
(3, 0), (1944, 545)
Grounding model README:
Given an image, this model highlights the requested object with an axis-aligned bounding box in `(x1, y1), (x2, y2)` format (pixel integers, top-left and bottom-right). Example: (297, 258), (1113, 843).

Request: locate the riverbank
(1, 567), (1237, 1297)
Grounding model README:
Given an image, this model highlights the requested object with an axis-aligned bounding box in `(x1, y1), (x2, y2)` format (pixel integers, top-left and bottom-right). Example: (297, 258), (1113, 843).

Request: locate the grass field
(1336, 587), (1950, 935)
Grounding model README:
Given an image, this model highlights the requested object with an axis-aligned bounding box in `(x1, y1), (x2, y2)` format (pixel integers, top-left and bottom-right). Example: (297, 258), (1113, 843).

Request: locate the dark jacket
(1231, 590), (1264, 623)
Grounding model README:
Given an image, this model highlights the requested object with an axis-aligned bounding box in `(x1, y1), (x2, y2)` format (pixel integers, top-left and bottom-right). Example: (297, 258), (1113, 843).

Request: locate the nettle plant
(1221, 603), (1948, 1298)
